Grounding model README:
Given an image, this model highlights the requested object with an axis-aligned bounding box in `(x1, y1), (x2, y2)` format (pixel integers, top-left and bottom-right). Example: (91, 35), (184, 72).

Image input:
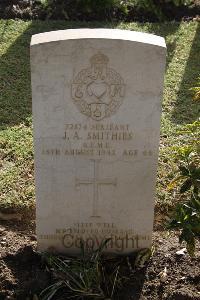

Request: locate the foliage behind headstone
(35, 0), (195, 21)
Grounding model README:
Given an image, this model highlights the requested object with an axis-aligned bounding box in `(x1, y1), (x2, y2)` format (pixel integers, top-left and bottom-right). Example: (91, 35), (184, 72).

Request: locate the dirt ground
(0, 218), (200, 300)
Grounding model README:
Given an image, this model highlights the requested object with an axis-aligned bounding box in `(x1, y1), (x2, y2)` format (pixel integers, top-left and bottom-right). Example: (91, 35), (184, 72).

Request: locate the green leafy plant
(168, 194), (200, 256)
(39, 239), (127, 300)
(170, 0), (193, 5)
(132, 0), (165, 20)
(39, 240), (153, 299)
(129, 0), (193, 21)
(167, 120), (200, 256)
(36, 0), (194, 21)
(37, 0), (129, 20)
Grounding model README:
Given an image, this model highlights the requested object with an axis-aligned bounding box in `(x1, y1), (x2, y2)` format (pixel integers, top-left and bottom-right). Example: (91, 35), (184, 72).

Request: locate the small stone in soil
(176, 248), (187, 256)
(0, 226), (5, 233)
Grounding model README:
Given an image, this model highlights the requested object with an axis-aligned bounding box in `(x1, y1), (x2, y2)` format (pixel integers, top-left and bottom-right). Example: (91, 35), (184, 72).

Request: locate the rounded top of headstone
(31, 29), (166, 49)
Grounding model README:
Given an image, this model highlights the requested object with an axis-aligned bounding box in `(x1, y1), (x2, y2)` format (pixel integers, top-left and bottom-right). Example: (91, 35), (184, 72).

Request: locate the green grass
(0, 20), (199, 212)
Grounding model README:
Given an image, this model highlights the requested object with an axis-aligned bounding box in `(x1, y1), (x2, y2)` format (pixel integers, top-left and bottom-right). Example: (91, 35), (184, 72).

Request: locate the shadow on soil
(146, 22), (200, 125)
(142, 22), (181, 69)
(116, 266), (148, 300)
(3, 246), (50, 300)
(171, 22), (200, 124)
(0, 211), (35, 233)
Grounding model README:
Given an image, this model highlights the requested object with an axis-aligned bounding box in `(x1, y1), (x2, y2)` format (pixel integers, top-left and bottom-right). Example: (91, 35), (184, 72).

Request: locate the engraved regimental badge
(71, 52), (125, 121)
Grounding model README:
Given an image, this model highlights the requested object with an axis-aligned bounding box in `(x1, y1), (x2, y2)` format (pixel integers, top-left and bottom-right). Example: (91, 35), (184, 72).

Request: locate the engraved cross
(75, 160), (117, 217)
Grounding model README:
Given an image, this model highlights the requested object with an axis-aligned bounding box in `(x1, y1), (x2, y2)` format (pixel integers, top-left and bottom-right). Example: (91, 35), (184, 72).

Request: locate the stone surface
(31, 29), (166, 254)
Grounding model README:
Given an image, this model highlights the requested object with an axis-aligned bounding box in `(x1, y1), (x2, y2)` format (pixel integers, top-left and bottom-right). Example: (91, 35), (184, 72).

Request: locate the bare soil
(0, 219), (199, 300)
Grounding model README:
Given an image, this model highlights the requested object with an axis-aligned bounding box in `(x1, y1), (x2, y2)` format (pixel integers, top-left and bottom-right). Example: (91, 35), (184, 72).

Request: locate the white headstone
(31, 29), (166, 254)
